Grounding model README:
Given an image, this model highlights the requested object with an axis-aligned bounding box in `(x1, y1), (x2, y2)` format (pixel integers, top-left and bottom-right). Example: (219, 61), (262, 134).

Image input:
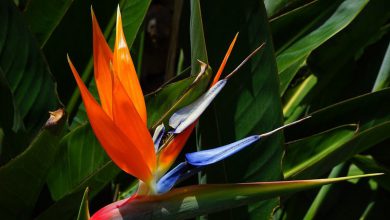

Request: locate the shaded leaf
(285, 88), (390, 139)
(284, 124), (357, 179)
(35, 189), (85, 220)
(24, 0), (73, 46)
(353, 155), (390, 192)
(0, 0), (59, 133)
(372, 41), (390, 91)
(47, 124), (120, 201)
(286, 121), (390, 179)
(276, 0), (368, 90)
(198, 0), (284, 218)
(76, 188), (90, 220)
(190, 0), (208, 75)
(0, 110), (66, 219)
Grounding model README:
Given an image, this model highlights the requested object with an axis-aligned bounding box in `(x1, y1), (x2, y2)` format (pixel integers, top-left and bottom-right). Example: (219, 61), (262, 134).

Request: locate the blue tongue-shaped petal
(156, 162), (190, 194)
(158, 116), (311, 193)
(169, 79), (227, 134)
(185, 135), (261, 166)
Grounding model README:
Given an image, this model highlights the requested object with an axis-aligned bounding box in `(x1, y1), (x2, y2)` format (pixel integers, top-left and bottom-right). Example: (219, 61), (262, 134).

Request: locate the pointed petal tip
(116, 5), (122, 22)
(211, 33), (239, 86)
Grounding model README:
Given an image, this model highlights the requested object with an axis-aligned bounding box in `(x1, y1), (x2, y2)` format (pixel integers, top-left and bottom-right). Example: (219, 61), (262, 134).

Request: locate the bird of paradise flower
(67, 7), (382, 220)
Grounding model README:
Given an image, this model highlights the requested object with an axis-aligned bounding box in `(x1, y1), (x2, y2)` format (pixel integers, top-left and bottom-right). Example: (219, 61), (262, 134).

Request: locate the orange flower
(68, 7), (237, 193)
(68, 8), (155, 188)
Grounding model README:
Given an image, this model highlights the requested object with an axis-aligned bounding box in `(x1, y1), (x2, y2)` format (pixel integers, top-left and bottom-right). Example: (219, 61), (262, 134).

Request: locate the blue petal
(157, 162), (190, 194)
(169, 79), (227, 134)
(185, 135), (261, 166)
(152, 124), (165, 152)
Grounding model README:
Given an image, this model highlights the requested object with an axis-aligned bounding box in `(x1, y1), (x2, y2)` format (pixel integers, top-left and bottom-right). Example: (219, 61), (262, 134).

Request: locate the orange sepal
(157, 123), (196, 175)
(113, 7), (147, 123)
(211, 33), (238, 86)
(68, 56), (152, 183)
(91, 9), (113, 118)
(112, 73), (156, 173)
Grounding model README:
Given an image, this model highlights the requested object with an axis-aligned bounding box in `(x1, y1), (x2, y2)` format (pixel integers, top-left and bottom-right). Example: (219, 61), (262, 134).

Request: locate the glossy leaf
(293, 0), (390, 113)
(190, 0), (208, 75)
(198, 0), (284, 218)
(283, 74), (317, 119)
(285, 88), (390, 139)
(286, 121), (390, 179)
(284, 124), (357, 179)
(276, 0), (368, 91)
(108, 174), (381, 219)
(372, 41), (390, 91)
(47, 124), (120, 201)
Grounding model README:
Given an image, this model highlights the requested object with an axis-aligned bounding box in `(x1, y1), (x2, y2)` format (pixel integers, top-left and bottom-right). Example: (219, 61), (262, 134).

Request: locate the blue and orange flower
(68, 7), (311, 219)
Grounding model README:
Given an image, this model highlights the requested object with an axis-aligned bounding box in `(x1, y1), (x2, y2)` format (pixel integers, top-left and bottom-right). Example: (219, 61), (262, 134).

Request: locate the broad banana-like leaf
(0, 109), (66, 219)
(0, 0), (59, 141)
(275, 0), (368, 93)
(93, 174), (381, 220)
(47, 123), (120, 201)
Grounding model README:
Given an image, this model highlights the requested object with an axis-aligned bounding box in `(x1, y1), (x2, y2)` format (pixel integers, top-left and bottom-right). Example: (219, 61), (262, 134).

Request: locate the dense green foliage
(0, 0), (389, 219)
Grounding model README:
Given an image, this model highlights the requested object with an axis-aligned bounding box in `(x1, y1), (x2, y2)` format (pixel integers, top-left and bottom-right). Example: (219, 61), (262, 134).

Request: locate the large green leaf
(196, 0), (284, 218)
(275, 0), (368, 93)
(285, 121), (390, 180)
(283, 125), (357, 179)
(0, 110), (66, 219)
(285, 88), (390, 140)
(284, 89), (390, 179)
(108, 174), (381, 219)
(190, 0), (208, 75)
(372, 41), (390, 91)
(0, 0), (59, 134)
(23, 0), (73, 47)
(47, 123), (120, 201)
(299, 0), (390, 111)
